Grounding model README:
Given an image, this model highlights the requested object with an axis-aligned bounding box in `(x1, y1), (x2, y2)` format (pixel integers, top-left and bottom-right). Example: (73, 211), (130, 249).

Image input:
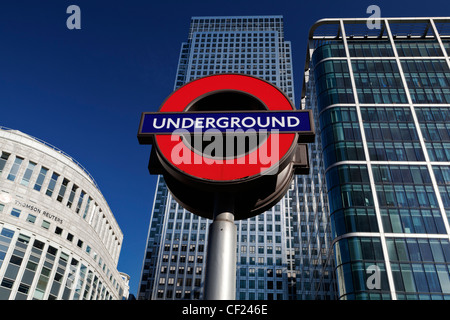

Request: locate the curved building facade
(0, 127), (127, 300)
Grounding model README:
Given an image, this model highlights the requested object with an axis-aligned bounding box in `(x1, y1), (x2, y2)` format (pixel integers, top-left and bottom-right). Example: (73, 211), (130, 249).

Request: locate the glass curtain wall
(307, 17), (450, 300)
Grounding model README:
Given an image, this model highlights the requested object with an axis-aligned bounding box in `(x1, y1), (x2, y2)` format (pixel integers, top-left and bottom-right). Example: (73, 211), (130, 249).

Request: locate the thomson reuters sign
(138, 74), (314, 219)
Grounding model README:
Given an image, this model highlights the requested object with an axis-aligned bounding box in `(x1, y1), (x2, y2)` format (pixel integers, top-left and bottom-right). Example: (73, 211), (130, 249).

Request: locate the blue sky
(0, 0), (448, 297)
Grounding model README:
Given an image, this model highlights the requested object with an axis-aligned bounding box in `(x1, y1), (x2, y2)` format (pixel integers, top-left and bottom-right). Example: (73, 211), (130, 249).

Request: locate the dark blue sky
(0, 0), (448, 297)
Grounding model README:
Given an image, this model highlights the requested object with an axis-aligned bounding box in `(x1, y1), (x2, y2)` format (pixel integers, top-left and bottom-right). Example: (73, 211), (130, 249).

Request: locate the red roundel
(154, 74), (296, 182)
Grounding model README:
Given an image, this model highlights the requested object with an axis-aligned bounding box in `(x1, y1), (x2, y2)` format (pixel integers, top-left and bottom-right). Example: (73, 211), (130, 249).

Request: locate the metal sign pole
(204, 194), (237, 300)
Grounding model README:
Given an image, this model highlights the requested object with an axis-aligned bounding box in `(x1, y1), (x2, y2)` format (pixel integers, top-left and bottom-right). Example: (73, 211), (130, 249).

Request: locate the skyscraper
(303, 17), (450, 300)
(137, 15), (316, 300)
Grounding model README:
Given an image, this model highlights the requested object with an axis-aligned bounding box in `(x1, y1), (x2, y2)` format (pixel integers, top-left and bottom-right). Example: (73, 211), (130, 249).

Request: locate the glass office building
(137, 15), (335, 300)
(303, 17), (450, 299)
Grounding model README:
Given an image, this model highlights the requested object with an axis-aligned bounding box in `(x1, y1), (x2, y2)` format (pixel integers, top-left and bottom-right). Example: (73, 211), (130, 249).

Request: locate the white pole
(204, 194), (236, 300)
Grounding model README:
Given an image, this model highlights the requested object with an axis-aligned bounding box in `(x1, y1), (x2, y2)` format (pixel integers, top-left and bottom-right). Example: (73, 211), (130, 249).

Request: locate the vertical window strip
(45, 172), (60, 197)
(33, 167), (48, 191)
(7, 156), (23, 182)
(0, 151), (10, 173)
(20, 161), (37, 186)
(57, 178), (70, 202)
(67, 185), (78, 208)
(76, 191), (86, 214)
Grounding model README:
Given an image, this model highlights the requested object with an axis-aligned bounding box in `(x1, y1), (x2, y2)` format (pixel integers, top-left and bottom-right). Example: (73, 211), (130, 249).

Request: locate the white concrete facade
(0, 128), (127, 300)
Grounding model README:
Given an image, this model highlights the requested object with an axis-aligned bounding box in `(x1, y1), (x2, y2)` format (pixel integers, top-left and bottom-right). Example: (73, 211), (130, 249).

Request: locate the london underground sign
(138, 74), (314, 300)
(138, 74), (314, 220)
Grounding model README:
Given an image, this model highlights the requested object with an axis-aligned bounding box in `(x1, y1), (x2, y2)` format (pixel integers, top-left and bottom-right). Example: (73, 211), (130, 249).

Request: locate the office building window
(20, 161), (37, 186)
(33, 167), (48, 191)
(76, 191), (86, 214)
(57, 178), (69, 202)
(10, 208), (21, 218)
(26, 214), (36, 224)
(67, 184), (78, 208)
(45, 172), (60, 197)
(7, 156), (23, 181)
(0, 152), (10, 173)
(55, 227), (63, 235)
(41, 220), (50, 230)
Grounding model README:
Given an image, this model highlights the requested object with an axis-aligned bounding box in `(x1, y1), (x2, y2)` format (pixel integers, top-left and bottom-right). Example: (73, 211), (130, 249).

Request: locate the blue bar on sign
(140, 111), (311, 134)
